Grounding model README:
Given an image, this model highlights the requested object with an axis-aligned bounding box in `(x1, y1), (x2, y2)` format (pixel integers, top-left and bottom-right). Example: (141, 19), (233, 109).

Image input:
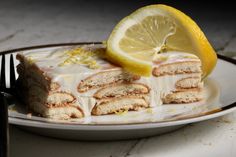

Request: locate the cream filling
(29, 101), (83, 119)
(47, 73), (201, 117)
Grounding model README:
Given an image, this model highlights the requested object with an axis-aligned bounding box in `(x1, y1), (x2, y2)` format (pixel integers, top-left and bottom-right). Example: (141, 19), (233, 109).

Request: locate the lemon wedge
(106, 4), (217, 77)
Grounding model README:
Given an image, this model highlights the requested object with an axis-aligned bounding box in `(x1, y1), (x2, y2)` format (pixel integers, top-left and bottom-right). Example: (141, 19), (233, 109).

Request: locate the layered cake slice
(16, 45), (203, 119)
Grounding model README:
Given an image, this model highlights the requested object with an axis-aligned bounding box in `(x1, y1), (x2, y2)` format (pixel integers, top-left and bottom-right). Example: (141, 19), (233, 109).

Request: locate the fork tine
(0, 54), (6, 91)
(10, 54), (16, 88)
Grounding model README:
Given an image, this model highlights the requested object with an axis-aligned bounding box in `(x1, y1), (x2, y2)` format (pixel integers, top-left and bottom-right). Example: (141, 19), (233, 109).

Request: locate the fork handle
(0, 93), (9, 157)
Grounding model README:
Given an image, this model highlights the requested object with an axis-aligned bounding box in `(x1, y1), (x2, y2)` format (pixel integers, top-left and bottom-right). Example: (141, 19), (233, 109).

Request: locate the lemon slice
(106, 4), (217, 77)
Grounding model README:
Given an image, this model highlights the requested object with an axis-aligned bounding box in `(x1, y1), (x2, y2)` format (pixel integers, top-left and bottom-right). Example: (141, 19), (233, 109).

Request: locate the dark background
(0, 0), (236, 55)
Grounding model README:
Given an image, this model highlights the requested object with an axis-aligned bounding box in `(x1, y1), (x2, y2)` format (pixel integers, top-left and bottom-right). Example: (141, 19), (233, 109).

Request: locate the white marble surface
(1, 1), (236, 157)
(9, 113), (236, 157)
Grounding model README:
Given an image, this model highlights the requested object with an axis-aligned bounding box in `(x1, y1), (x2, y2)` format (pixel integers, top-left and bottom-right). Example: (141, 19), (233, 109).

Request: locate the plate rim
(2, 42), (236, 130)
(9, 107), (236, 130)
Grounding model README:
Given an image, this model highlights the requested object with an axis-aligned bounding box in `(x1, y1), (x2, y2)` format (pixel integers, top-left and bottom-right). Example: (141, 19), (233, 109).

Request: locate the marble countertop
(10, 114), (236, 157)
(1, 1), (236, 157)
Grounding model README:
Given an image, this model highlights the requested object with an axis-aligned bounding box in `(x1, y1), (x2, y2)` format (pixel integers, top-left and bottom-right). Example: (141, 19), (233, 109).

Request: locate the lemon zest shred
(114, 109), (129, 116)
(146, 108), (154, 114)
(58, 47), (101, 69)
(27, 56), (36, 64)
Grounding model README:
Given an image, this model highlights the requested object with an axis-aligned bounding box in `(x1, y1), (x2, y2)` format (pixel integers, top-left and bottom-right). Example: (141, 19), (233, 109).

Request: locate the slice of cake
(16, 44), (203, 119)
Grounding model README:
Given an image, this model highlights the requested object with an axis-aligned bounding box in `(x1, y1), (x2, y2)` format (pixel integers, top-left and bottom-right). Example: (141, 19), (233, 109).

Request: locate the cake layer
(163, 88), (203, 104)
(16, 45), (203, 119)
(78, 69), (140, 92)
(152, 52), (201, 76)
(175, 77), (202, 89)
(94, 83), (150, 99)
(92, 96), (149, 115)
(153, 61), (201, 76)
(30, 101), (84, 119)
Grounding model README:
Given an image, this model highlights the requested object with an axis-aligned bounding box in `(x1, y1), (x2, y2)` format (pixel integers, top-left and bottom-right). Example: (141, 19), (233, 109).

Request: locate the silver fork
(0, 54), (16, 157)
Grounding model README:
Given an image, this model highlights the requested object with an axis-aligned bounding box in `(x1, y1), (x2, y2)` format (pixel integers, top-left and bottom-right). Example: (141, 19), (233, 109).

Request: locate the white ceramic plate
(2, 43), (236, 141)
